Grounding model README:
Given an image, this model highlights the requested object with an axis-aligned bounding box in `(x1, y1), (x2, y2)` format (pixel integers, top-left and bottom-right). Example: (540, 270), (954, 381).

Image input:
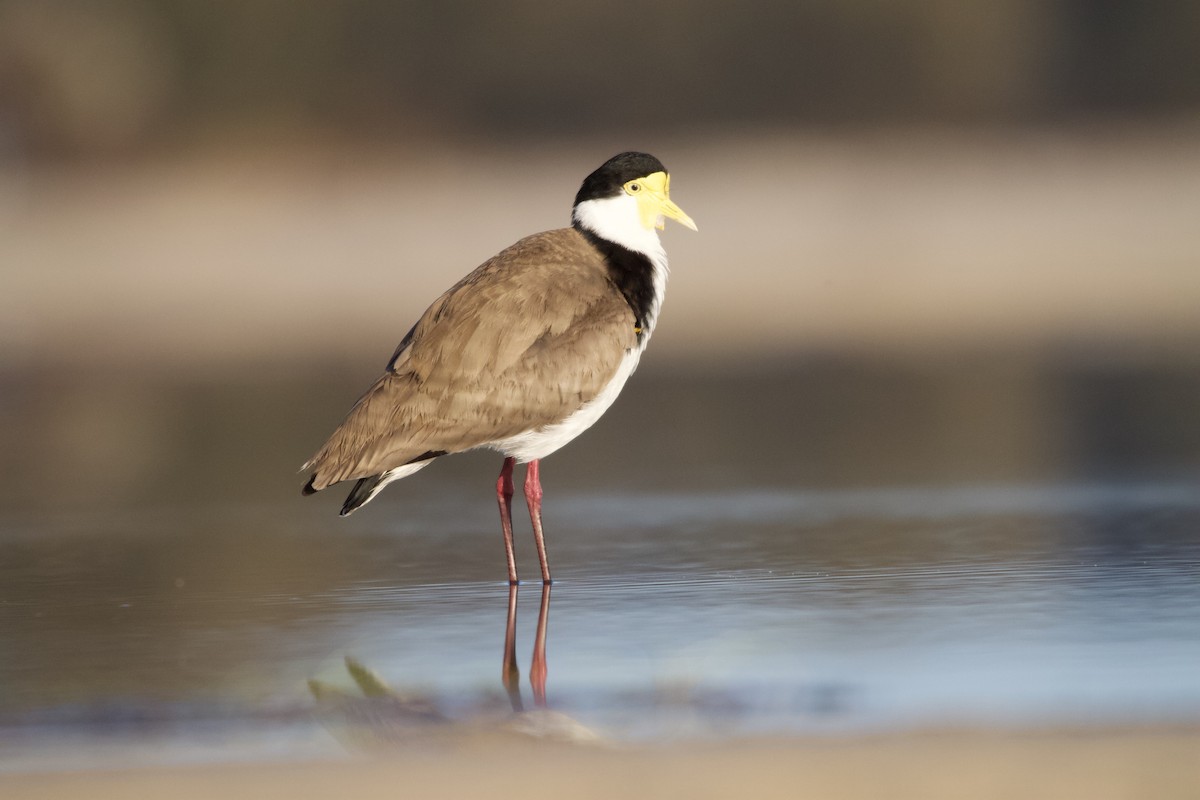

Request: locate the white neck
(572, 194), (666, 261)
(572, 194), (671, 341)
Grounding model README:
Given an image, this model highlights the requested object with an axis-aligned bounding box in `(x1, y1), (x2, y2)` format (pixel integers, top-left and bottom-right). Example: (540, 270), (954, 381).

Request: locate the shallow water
(2, 358), (1199, 768)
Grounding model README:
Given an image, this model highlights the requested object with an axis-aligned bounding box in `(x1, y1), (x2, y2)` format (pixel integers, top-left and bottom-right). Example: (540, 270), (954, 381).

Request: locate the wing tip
(339, 475), (380, 516)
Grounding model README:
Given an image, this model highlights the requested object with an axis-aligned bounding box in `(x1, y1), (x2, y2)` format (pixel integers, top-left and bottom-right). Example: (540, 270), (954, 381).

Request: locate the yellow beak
(637, 172), (698, 231)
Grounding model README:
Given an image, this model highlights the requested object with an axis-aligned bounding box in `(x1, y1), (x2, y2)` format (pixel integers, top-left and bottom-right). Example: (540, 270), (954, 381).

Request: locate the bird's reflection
(310, 583), (596, 745)
(502, 583), (550, 712)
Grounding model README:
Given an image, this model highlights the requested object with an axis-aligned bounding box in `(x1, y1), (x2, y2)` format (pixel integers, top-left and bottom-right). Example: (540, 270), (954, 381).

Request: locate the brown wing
(302, 228), (636, 490)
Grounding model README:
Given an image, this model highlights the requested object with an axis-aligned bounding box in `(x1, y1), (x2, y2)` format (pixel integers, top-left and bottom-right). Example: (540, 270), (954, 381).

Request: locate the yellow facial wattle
(624, 172), (697, 232)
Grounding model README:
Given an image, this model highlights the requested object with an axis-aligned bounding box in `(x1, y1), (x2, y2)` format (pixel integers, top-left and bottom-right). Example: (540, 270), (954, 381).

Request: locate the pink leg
(496, 457), (518, 585)
(524, 459), (552, 584)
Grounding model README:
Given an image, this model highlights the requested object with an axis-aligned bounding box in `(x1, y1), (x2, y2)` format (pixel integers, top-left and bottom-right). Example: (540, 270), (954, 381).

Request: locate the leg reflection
(500, 583), (552, 712)
(531, 583), (550, 708)
(501, 583), (523, 712)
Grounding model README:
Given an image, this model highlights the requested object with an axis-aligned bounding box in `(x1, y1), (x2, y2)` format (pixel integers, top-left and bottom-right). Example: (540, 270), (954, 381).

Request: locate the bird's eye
(627, 182), (641, 194)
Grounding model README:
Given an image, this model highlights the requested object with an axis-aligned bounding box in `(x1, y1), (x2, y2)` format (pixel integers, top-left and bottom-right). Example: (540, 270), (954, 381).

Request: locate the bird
(300, 151), (696, 584)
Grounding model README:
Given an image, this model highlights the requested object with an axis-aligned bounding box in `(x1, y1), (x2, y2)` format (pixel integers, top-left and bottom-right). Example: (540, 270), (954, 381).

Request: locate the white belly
(489, 347), (642, 462)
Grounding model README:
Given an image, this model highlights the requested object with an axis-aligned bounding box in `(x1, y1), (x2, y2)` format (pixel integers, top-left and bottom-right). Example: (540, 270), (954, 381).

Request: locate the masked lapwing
(301, 152), (696, 584)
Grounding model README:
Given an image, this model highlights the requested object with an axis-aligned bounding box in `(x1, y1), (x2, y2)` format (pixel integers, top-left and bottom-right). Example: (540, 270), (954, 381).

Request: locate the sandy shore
(5, 728), (1199, 800)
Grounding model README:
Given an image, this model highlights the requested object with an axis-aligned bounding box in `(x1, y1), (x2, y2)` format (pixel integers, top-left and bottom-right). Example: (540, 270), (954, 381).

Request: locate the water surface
(2, 359), (1199, 768)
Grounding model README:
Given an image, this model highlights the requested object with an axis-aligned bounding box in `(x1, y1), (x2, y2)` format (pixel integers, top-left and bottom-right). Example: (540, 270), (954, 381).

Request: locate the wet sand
(5, 728), (1199, 799)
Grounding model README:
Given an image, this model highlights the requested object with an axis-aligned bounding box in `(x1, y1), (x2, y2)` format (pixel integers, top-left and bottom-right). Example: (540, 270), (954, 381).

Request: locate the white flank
(490, 346), (644, 463)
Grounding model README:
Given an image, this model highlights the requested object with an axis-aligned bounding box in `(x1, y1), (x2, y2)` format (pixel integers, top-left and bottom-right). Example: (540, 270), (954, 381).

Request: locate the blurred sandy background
(2, 0), (1199, 370)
